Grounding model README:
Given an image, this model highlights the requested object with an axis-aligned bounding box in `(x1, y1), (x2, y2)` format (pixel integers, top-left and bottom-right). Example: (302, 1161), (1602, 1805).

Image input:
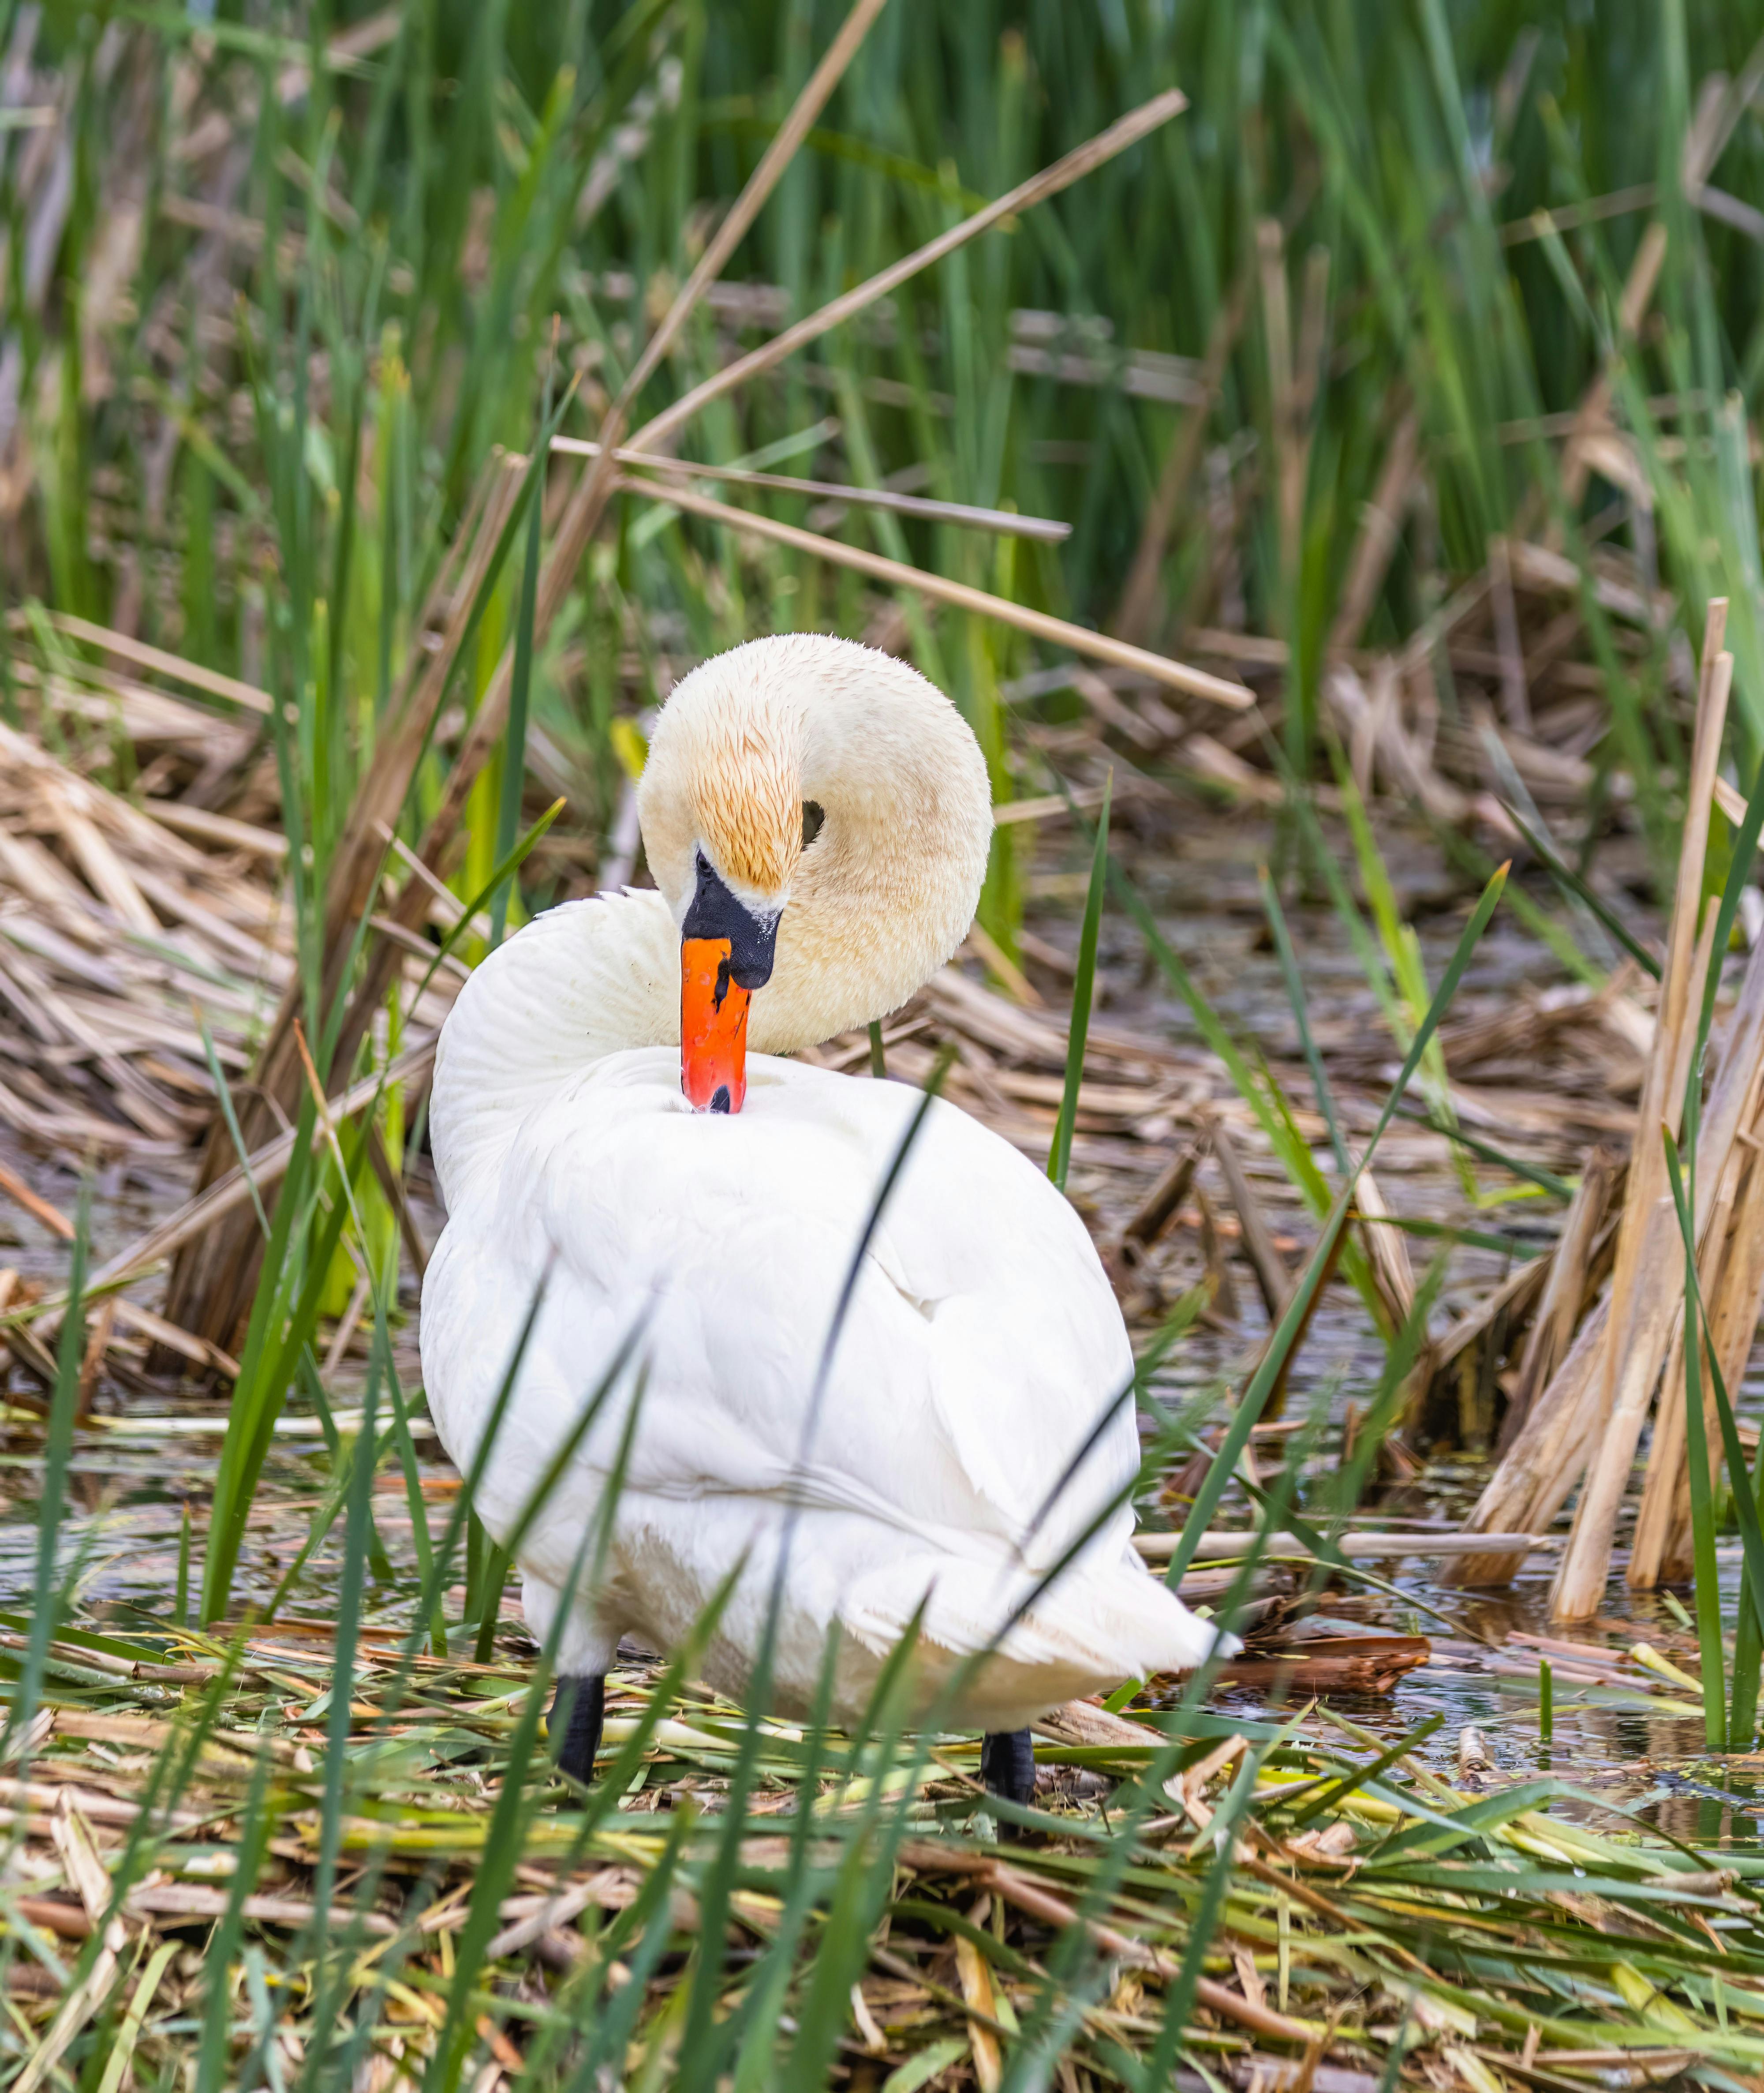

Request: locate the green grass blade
(1047, 769), (1110, 1191)
(573, 1814), (698, 2083)
(1662, 1129), (1727, 1749)
(1136, 1742), (1274, 2086)
(1291, 1714), (1444, 1827)
(1391, 1101), (1572, 1200)
(730, 1629), (846, 2091)
(1260, 863), (1350, 1177)
(1735, 1562), (1764, 1748)
(201, 1091), (318, 1621)
(174, 1504), (190, 1630)
(259, 1415), (395, 1624)
(1106, 849), (1329, 1201)
(471, 1543), (512, 1663)
(194, 1746), (277, 2093)
(1685, 745), (1764, 1124)
(204, 1108), (369, 1622)
(411, 797), (567, 1005)
(196, 1011), (272, 1238)
(378, 1326), (443, 1654)
(1665, 1132), (1764, 1730)
(1425, 813), (1608, 989)
(308, 1349), (381, 1934)
(1502, 801), (1662, 981)
(1333, 746), (1477, 1200)
(424, 1620), (560, 2093)
(1327, 1251), (1450, 1516)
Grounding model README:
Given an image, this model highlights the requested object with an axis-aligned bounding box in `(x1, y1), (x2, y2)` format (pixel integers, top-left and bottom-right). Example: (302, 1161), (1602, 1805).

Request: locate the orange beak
(680, 849), (780, 1112)
(681, 936), (751, 1113)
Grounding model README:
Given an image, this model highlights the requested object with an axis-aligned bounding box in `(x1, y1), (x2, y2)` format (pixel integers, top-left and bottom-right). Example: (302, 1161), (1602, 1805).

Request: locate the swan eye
(801, 800), (826, 849)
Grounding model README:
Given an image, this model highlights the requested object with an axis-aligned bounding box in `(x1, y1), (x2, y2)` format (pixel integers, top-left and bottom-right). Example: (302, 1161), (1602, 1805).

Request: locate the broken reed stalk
(1498, 1145), (1617, 1452)
(1428, 1251), (1555, 1394)
(1550, 599), (1731, 1621)
(1209, 1118), (1292, 1322)
(1450, 1300), (1611, 1588)
(626, 476), (1253, 709)
(1132, 1528), (1550, 1563)
(1630, 926), (1764, 1584)
(34, 609), (275, 717)
(626, 88), (1190, 461)
(1542, 875), (1720, 1610)
(1352, 1165), (1419, 1340)
(1453, 605), (1734, 1592)
(549, 440), (1070, 539)
(1644, 1091), (1764, 1582)
(1555, 78), (1737, 518)
(1327, 408), (1422, 656)
(1105, 1131), (1207, 1292)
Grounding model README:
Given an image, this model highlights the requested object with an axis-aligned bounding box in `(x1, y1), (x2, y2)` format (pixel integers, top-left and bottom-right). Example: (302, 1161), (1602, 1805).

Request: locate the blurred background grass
(7, 0), (1764, 940)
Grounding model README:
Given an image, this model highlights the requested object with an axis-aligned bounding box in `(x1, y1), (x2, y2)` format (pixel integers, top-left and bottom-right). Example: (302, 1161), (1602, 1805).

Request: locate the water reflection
(8, 1420), (1764, 1851)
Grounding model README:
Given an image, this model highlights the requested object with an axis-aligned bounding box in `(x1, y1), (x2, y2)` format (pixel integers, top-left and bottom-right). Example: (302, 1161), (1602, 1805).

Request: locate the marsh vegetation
(7, 3), (1764, 2087)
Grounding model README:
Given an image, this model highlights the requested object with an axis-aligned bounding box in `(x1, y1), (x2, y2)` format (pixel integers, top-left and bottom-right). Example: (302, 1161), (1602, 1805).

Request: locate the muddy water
(0, 802), (1758, 1840)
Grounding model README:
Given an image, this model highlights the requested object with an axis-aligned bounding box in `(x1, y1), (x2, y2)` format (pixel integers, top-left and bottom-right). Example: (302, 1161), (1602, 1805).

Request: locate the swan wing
(422, 1047), (1139, 1565)
(420, 1045), (1233, 1714)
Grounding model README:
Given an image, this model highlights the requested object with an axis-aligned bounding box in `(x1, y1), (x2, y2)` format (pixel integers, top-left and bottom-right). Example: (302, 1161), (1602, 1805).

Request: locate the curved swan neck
(428, 889), (677, 1207)
(431, 636), (994, 1206)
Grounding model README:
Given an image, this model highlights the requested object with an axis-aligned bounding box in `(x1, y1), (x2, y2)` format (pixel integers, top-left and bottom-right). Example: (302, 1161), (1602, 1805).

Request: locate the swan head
(637, 633), (994, 1109)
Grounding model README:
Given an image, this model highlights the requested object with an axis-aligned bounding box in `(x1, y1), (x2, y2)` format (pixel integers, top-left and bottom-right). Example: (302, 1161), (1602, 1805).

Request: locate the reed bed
(8, 1), (1764, 2086)
(10, 1597), (1764, 2093)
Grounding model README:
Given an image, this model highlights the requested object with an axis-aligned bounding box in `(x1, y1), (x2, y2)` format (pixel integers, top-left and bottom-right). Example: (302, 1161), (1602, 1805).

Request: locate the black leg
(979, 1728), (1035, 1809)
(550, 1674), (606, 1785)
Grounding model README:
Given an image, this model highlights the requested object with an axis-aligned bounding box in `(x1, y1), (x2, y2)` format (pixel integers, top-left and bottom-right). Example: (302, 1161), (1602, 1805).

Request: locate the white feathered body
(421, 889), (1222, 1732)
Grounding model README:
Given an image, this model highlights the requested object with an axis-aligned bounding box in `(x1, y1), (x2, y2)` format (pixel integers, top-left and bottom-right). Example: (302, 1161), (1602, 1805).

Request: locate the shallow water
(4, 1388), (1756, 1845)
(0, 802), (1755, 1839)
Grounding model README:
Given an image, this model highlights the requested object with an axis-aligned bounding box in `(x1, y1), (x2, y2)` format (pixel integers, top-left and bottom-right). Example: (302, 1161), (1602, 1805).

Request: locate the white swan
(419, 633), (1229, 1799)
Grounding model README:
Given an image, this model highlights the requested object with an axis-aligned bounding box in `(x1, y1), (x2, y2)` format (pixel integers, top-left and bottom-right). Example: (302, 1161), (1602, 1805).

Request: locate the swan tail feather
(838, 1549), (1238, 1729)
